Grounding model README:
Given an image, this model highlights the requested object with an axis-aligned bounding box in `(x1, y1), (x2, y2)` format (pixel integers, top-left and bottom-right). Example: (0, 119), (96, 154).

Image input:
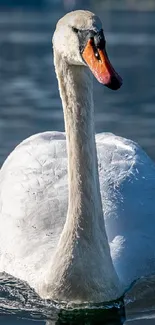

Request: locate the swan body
(0, 10), (155, 303)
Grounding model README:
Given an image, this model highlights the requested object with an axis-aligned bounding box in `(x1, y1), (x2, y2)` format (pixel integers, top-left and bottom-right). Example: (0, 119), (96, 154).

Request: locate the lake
(0, 2), (155, 324)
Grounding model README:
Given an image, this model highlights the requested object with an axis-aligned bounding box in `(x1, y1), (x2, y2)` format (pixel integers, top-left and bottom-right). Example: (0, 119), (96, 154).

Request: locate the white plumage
(0, 10), (155, 303)
(0, 132), (155, 297)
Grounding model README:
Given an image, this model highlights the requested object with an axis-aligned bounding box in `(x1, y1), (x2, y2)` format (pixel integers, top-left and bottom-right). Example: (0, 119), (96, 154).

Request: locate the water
(0, 3), (155, 324)
(1, 7), (155, 165)
(0, 273), (155, 324)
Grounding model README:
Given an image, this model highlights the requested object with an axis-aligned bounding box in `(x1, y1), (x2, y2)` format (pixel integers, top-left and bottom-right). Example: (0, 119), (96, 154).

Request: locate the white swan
(0, 10), (155, 303)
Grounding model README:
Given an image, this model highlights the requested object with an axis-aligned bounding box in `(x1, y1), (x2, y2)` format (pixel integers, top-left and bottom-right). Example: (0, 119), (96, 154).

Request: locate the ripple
(0, 273), (155, 323)
(0, 273), (126, 324)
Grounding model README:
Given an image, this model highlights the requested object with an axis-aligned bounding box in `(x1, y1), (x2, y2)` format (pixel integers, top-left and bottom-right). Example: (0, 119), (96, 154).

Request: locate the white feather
(0, 10), (155, 303)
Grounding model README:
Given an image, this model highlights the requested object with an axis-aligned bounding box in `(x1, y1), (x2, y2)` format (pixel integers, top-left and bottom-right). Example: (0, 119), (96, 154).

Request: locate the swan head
(53, 10), (122, 90)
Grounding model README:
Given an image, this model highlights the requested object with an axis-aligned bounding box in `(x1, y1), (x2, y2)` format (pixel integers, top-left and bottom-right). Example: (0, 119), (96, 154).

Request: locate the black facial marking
(72, 27), (79, 34)
(72, 27), (106, 55)
(94, 29), (106, 50)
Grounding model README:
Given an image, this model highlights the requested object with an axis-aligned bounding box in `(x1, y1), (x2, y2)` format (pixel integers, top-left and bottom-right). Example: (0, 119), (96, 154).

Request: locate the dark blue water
(1, 7), (155, 165)
(1, 3), (155, 324)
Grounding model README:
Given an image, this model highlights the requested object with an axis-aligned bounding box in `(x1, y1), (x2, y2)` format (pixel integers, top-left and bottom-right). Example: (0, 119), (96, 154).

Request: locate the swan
(0, 10), (155, 303)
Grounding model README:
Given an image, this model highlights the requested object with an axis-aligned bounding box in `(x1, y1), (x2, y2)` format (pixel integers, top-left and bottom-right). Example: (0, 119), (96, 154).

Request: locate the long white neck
(56, 52), (103, 235)
(42, 50), (123, 302)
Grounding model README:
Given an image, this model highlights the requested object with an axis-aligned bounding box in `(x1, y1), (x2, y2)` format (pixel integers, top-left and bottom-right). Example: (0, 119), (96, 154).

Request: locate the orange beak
(82, 39), (122, 90)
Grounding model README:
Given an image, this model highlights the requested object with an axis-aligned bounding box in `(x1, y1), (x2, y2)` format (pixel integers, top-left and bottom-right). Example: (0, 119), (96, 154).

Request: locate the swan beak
(82, 39), (122, 90)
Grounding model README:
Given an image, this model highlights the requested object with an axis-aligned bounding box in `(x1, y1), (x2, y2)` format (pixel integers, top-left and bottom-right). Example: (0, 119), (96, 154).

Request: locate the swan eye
(74, 28), (105, 62)
(72, 27), (79, 34)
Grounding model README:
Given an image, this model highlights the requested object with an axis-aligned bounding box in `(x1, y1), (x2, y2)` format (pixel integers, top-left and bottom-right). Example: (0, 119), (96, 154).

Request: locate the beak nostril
(82, 38), (122, 90)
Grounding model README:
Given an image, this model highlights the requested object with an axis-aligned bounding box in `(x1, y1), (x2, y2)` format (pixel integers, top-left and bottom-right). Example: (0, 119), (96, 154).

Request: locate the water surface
(1, 8), (155, 164)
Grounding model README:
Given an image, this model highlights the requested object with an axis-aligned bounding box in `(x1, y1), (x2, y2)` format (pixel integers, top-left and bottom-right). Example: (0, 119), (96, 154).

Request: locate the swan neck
(48, 50), (123, 302)
(54, 52), (102, 231)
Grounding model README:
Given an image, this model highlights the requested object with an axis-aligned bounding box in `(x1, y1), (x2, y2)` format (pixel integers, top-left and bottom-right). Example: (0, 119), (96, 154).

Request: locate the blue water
(0, 3), (155, 324)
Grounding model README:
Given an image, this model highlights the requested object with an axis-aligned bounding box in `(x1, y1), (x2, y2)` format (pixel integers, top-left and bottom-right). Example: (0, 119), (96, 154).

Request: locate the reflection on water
(0, 4), (155, 325)
(1, 272), (155, 324)
(0, 273), (125, 325)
